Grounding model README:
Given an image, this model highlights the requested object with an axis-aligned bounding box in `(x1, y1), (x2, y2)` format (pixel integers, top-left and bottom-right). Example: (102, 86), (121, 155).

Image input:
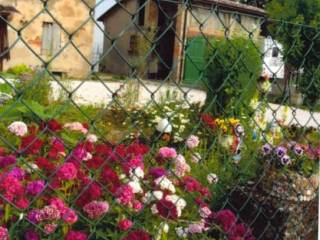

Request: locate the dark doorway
(156, 2), (178, 80)
(0, 16), (9, 71)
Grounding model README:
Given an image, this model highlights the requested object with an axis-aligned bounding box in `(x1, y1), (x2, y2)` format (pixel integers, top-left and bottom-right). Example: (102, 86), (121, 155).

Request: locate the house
(0, 0), (95, 78)
(98, 0), (266, 83)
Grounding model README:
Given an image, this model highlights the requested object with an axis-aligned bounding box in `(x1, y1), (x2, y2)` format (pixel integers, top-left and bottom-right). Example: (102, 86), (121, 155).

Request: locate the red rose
(20, 135), (43, 155)
(118, 219), (133, 231)
(122, 230), (150, 240)
(156, 199), (178, 220)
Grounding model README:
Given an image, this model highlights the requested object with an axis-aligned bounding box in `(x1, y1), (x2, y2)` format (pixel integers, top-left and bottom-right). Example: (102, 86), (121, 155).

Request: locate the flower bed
(0, 120), (256, 240)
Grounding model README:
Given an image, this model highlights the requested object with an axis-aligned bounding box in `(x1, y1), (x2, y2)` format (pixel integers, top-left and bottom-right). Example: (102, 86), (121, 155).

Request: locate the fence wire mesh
(0, 0), (319, 239)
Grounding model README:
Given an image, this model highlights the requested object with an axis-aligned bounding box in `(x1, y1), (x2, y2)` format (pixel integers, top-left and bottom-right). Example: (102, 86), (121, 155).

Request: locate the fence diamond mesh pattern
(0, 0), (318, 239)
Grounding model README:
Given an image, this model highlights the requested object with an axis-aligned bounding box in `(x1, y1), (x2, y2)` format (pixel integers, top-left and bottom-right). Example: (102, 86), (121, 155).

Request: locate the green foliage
(298, 67), (320, 108)
(267, 0), (320, 105)
(6, 64), (33, 76)
(205, 37), (262, 116)
(15, 70), (51, 106)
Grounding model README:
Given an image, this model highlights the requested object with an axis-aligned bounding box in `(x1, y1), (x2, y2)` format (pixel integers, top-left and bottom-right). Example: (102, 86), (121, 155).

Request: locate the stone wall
(0, 0), (95, 78)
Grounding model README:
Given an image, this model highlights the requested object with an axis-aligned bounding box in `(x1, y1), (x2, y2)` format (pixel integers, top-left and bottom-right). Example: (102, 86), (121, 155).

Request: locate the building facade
(98, 0), (265, 82)
(0, 0), (95, 78)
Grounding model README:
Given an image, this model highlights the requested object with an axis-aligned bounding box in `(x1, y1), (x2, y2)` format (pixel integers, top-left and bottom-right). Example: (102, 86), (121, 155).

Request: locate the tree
(238, 0), (269, 8)
(266, 0), (320, 106)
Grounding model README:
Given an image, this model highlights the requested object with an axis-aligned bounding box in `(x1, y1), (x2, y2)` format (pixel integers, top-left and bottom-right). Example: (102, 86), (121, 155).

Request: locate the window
(272, 47), (279, 58)
(138, 0), (146, 26)
(41, 22), (61, 56)
(128, 34), (139, 56)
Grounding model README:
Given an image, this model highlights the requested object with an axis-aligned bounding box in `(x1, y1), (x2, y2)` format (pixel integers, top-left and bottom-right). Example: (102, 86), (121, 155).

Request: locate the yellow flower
(228, 118), (239, 126)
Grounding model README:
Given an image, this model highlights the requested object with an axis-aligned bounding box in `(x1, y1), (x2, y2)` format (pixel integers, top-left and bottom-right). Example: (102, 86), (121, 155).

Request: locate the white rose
(156, 118), (172, 133)
(154, 176), (176, 193)
(128, 181), (143, 194)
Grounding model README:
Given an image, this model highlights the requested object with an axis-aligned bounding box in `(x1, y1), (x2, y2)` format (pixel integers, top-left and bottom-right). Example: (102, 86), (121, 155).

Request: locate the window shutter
(52, 23), (61, 54)
(41, 22), (53, 55)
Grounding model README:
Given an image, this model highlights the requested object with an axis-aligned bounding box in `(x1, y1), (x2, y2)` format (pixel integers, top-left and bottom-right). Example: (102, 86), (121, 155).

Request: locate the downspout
(178, 2), (188, 83)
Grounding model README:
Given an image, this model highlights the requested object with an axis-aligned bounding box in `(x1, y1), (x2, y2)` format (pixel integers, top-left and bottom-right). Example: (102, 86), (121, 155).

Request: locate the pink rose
(118, 219), (133, 231)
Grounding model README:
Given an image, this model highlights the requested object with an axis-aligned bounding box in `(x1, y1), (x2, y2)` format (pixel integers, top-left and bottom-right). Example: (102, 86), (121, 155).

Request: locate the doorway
(156, 1), (178, 80)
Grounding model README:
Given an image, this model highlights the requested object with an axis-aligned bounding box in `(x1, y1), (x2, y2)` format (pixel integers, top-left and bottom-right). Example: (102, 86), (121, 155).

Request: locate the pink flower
(186, 135), (200, 149)
(199, 206), (212, 218)
(158, 147), (177, 159)
(24, 229), (40, 240)
(64, 122), (88, 134)
(83, 201), (109, 219)
(0, 227), (9, 240)
(65, 231), (87, 240)
(116, 185), (134, 206)
(62, 208), (78, 224)
(57, 162), (78, 180)
(27, 209), (42, 224)
(188, 222), (205, 234)
(26, 180), (45, 196)
(44, 223), (57, 234)
(132, 200), (143, 212)
(40, 205), (61, 221)
(49, 197), (66, 212)
(118, 219), (133, 231)
(174, 155), (190, 177)
(8, 121), (28, 136)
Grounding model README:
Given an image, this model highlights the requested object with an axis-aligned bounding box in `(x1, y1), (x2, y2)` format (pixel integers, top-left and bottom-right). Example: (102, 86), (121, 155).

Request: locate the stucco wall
(0, 0), (94, 78)
(100, 0), (140, 75)
(187, 7), (261, 39)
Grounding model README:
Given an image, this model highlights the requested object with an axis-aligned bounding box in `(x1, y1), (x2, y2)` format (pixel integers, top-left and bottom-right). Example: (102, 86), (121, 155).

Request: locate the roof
(195, 0), (266, 17)
(97, 0), (265, 22)
(0, 5), (19, 16)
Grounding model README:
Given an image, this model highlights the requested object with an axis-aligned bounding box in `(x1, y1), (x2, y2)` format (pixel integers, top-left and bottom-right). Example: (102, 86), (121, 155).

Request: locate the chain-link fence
(0, 0), (318, 239)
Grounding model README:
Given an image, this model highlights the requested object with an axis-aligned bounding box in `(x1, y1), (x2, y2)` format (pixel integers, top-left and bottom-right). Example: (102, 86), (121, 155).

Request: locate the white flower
(153, 190), (163, 200)
(25, 163), (39, 173)
(8, 121), (28, 136)
(191, 152), (201, 163)
(86, 134), (98, 143)
(154, 176), (176, 193)
(129, 167), (144, 180)
(165, 195), (186, 209)
(156, 118), (172, 133)
(151, 204), (158, 214)
(128, 181), (143, 194)
(83, 152), (92, 161)
(175, 227), (188, 238)
(162, 223), (169, 233)
(207, 173), (219, 184)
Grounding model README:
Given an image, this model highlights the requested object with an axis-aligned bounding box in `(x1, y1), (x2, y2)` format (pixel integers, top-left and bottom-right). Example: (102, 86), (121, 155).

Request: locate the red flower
(40, 119), (62, 132)
(86, 156), (104, 169)
(0, 147), (5, 156)
(35, 157), (55, 172)
(118, 219), (133, 231)
(214, 209), (237, 233)
(20, 135), (43, 155)
(48, 138), (65, 159)
(122, 230), (150, 240)
(100, 166), (120, 190)
(156, 199), (178, 220)
(15, 197), (30, 209)
(183, 176), (201, 192)
(201, 113), (216, 130)
(76, 182), (101, 207)
(126, 143), (149, 156)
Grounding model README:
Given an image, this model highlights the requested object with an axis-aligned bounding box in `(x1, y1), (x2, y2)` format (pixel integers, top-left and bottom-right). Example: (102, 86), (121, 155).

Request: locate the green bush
(205, 37), (262, 116)
(6, 64), (33, 75)
(15, 70), (51, 106)
(298, 67), (320, 107)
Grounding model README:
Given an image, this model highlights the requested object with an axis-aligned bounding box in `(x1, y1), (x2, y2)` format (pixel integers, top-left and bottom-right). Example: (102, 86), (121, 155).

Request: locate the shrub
(6, 64), (33, 76)
(205, 37), (262, 116)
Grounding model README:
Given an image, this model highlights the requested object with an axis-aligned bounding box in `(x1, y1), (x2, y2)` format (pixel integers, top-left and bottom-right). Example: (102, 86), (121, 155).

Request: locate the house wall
(186, 7), (262, 39)
(0, 0), (94, 78)
(100, 0), (140, 76)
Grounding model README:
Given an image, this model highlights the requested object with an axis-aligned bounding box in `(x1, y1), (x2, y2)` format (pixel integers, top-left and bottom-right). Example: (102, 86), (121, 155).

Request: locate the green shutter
(183, 36), (207, 86)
